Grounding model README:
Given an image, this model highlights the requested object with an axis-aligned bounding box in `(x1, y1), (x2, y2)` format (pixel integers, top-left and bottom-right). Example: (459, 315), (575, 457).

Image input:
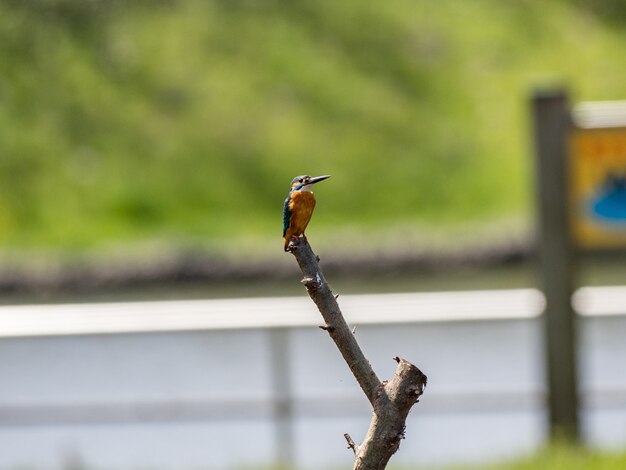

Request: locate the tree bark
(288, 239), (427, 469)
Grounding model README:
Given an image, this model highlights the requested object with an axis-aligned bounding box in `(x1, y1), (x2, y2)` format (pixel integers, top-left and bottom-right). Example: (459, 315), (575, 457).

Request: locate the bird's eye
(299, 178), (304, 183)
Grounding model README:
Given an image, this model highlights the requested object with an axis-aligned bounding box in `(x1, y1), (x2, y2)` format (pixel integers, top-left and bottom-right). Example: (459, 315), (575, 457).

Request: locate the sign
(569, 123), (626, 248)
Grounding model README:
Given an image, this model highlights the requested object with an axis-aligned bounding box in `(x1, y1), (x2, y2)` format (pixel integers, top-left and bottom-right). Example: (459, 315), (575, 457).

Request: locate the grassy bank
(2, 1), (626, 256)
(245, 445), (626, 470)
(457, 445), (626, 470)
(257, 445), (626, 469)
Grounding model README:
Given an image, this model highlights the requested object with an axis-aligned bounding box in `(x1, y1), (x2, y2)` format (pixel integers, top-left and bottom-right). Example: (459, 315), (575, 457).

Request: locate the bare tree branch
(288, 239), (427, 469)
(344, 433), (358, 455)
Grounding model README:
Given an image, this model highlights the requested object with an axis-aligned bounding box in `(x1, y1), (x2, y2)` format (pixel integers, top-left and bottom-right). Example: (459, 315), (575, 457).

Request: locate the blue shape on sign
(589, 173), (626, 225)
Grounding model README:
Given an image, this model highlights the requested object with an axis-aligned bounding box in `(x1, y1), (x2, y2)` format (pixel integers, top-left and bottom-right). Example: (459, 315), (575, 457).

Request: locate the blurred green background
(2, 0), (626, 260)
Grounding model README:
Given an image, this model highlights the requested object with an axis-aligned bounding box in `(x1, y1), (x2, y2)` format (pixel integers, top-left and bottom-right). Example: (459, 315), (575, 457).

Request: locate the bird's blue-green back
(282, 195), (291, 237)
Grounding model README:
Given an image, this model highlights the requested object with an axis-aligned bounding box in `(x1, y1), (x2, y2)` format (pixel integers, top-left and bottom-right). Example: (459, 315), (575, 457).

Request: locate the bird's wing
(282, 196), (291, 237)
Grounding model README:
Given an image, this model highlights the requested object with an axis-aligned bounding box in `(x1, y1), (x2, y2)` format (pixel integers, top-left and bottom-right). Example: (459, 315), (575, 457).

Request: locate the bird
(283, 174), (331, 251)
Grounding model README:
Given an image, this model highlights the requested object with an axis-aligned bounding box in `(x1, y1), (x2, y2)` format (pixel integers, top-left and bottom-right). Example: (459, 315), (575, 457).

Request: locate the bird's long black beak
(308, 175), (331, 185)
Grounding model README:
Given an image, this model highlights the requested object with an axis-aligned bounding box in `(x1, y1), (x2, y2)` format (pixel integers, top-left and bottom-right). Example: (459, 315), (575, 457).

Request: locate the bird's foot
(285, 235), (308, 252)
(285, 236), (301, 252)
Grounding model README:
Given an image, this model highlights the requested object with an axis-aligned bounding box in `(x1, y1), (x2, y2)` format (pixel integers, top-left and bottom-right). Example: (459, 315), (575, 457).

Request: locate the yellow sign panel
(569, 127), (626, 248)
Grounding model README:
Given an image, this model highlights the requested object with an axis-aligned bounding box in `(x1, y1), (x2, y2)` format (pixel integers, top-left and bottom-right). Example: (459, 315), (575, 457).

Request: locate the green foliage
(246, 446), (626, 470)
(459, 444), (626, 470)
(1, 0), (626, 252)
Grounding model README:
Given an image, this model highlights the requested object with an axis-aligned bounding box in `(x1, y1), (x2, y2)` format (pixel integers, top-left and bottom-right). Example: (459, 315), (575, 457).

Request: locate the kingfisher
(283, 174), (331, 251)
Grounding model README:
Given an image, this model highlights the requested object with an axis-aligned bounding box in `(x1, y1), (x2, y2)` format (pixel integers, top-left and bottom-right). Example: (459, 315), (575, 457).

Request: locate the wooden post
(531, 89), (579, 441)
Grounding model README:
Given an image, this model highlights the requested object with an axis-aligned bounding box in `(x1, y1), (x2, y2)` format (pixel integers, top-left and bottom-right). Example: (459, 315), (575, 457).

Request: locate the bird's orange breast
(288, 191), (316, 235)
